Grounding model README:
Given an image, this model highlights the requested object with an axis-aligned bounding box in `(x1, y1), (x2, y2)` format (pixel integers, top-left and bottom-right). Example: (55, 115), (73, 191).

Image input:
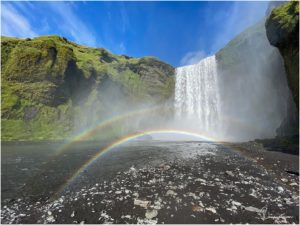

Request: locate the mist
(174, 18), (296, 142)
(70, 19), (296, 143)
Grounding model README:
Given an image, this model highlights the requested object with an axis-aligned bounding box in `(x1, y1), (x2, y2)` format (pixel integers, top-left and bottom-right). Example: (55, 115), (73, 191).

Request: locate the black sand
(1, 141), (299, 224)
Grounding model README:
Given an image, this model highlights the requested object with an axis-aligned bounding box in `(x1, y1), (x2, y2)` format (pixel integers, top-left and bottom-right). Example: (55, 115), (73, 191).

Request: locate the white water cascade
(174, 49), (293, 141)
(175, 55), (221, 136)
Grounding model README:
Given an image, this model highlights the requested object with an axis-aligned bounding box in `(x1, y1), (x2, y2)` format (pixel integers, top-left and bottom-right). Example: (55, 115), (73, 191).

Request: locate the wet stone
(1, 142), (299, 224)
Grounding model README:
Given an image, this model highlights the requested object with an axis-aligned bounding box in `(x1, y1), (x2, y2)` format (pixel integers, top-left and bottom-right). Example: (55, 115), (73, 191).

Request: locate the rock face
(265, 1), (299, 110)
(216, 18), (297, 138)
(1, 36), (174, 140)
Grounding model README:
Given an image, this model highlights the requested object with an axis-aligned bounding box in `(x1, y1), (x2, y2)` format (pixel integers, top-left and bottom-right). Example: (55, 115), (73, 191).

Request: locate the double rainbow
(54, 105), (167, 156)
(55, 129), (218, 195)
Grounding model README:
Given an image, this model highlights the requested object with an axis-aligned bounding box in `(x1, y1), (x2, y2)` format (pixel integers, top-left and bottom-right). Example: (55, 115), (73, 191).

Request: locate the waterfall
(174, 51), (292, 141)
(175, 55), (221, 135)
(173, 20), (295, 141)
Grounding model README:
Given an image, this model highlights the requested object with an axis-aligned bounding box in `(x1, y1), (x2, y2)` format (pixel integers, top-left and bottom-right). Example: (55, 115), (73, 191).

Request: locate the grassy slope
(1, 35), (174, 140)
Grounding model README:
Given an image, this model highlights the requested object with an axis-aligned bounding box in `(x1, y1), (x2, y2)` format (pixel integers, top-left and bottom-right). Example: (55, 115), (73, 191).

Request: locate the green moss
(109, 66), (142, 93)
(1, 102), (72, 140)
(1, 35), (174, 140)
(2, 37), (75, 83)
(266, 1), (299, 110)
(28, 105), (72, 140)
(160, 76), (175, 100)
(1, 85), (20, 114)
(1, 120), (28, 140)
(271, 1), (299, 33)
(1, 37), (21, 71)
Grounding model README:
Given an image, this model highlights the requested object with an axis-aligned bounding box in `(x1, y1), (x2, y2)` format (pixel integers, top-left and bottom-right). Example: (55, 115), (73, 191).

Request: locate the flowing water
(174, 50), (293, 141)
(175, 56), (221, 136)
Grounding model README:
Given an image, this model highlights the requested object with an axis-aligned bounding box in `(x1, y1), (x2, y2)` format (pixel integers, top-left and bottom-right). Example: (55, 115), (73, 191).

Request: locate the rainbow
(54, 105), (167, 155)
(55, 129), (219, 195)
(54, 104), (260, 157)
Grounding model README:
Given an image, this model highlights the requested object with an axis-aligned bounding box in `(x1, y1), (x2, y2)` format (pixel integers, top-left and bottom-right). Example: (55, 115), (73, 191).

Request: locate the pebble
(195, 178), (206, 183)
(166, 190), (177, 197)
(206, 207), (216, 214)
(122, 215), (131, 219)
(46, 215), (55, 223)
(225, 171), (234, 177)
(160, 164), (171, 171)
(244, 206), (261, 213)
(145, 210), (158, 219)
(2, 144), (299, 224)
(277, 186), (284, 193)
(192, 205), (204, 212)
(232, 201), (242, 206)
(134, 199), (150, 209)
(188, 192), (199, 200)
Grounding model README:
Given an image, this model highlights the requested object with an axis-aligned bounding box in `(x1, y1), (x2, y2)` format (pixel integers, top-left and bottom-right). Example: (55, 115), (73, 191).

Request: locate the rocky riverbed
(1, 141), (299, 224)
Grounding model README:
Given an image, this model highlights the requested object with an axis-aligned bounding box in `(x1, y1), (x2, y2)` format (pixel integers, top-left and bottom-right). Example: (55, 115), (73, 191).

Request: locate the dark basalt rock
(266, 1), (299, 110)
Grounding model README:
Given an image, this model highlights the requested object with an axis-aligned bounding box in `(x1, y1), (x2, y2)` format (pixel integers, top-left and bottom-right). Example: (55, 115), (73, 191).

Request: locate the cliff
(1, 36), (175, 140)
(265, 1), (299, 110)
(216, 18), (298, 137)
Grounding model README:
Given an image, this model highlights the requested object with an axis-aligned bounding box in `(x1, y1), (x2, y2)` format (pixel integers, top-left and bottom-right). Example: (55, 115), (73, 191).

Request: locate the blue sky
(1, 1), (269, 66)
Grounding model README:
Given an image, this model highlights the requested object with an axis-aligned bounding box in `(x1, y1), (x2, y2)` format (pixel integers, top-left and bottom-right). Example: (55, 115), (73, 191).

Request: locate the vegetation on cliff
(266, 1), (299, 110)
(2, 2), (298, 141)
(1, 35), (174, 140)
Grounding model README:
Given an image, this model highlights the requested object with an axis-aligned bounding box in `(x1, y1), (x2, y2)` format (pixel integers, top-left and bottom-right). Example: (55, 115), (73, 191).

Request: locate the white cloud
(180, 50), (207, 66)
(47, 2), (97, 47)
(1, 2), (98, 47)
(1, 3), (38, 37)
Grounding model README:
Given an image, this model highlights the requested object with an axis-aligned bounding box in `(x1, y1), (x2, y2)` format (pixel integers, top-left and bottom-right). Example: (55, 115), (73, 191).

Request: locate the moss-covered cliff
(1, 35), (175, 140)
(265, 1), (299, 110)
